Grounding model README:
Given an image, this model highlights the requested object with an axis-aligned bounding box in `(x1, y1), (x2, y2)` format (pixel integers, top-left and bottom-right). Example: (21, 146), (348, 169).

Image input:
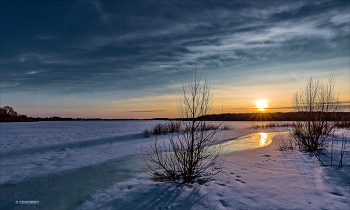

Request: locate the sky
(1, 0), (349, 119)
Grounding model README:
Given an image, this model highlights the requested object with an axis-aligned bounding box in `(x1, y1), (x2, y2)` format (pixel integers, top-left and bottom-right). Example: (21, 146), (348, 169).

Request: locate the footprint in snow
(236, 179), (245, 184)
(330, 192), (343, 196)
(261, 155), (271, 157)
(219, 199), (229, 207)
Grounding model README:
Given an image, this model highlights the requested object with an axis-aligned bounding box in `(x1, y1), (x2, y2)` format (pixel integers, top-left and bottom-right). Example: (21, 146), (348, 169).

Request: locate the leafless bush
(291, 74), (340, 153)
(339, 130), (348, 167)
(250, 121), (347, 130)
(335, 121), (350, 128)
(250, 122), (294, 129)
(143, 129), (152, 138)
(220, 123), (231, 130)
(143, 70), (222, 184)
(148, 121), (182, 135)
(143, 121), (231, 137)
(181, 122), (223, 132)
(276, 137), (295, 151)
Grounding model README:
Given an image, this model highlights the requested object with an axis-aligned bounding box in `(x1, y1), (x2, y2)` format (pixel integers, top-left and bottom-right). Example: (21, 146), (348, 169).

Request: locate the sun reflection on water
(259, 133), (268, 145)
(217, 131), (285, 156)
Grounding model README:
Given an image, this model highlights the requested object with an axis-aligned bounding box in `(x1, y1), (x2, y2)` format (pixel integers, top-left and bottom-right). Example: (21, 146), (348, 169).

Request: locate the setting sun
(256, 99), (268, 111)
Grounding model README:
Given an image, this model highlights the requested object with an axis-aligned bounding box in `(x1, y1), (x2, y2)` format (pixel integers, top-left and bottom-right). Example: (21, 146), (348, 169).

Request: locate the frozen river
(0, 121), (285, 209)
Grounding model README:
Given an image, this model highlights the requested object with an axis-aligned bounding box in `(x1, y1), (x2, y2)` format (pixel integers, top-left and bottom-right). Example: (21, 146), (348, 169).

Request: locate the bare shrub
(250, 121), (347, 130)
(335, 121), (350, 128)
(250, 122), (294, 129)
(143, 121), (230, 137)
(220, 123), (231, 130)
(166, 121), (182, 133)
(277, 137), (295, 151)
(144, 71), (221, 184)
(291, 74), (340, 153)
(149, 121), (182, 135)
(143, 129), (151, 138)
(339, 129), (348, 167)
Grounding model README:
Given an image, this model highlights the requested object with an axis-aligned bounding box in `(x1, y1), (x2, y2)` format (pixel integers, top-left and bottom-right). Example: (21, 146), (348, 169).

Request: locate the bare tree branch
(291, 73), (340, 153)
(143, 69), (221, 184)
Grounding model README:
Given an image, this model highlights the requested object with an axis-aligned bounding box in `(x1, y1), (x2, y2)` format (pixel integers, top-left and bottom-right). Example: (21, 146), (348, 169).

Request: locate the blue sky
(1, 0), (349, 118)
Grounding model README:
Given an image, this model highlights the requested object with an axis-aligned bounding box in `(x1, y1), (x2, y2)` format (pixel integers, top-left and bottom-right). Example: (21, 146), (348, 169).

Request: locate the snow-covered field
(1, 121), (349, 210)
(1, 121), (162, 184)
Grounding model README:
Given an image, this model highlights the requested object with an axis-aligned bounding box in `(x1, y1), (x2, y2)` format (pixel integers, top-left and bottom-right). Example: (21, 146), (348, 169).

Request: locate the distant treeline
(0, 106), (37, 122)
(2, 106), (350, 122)
(32, 117), (144, 121)
(0, 106), (148, 122)
(198, 112), (350, 121)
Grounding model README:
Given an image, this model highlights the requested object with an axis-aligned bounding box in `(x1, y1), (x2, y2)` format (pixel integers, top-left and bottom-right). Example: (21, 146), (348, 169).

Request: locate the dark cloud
(1, 0), (349, 94)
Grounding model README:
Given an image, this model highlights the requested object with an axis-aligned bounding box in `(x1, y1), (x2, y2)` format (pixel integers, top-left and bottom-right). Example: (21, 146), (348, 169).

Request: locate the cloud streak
(1, 0), (349, 117)
(2, 1), (348, 94)
(128, 110), (166, 113)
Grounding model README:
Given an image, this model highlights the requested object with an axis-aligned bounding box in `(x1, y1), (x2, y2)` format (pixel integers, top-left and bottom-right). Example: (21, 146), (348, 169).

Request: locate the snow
(1, 121), (349, 210)
(0, 121), (172, 183)
(0, 121), (279, 184)
(76, 126), (350, 210)
(0, 121), (162, 152)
